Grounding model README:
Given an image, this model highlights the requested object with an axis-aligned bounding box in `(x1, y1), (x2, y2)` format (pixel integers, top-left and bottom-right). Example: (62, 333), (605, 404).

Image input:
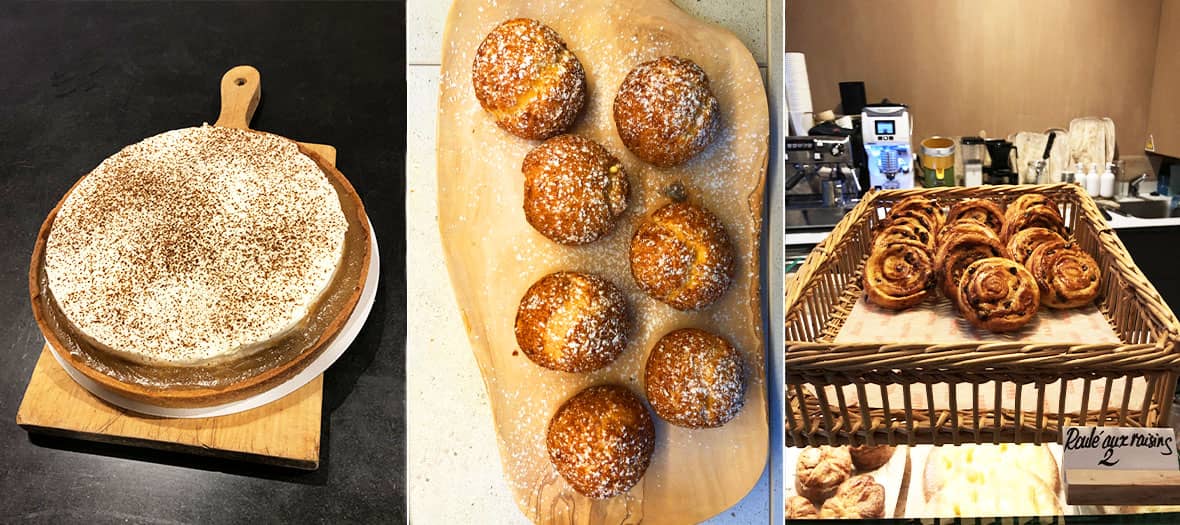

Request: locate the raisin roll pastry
(944, 198), (1006, 236)
(1026, 240), (1101, 309)
(1004, 193), (1057, 224)
(934, 225), (1008, 297)
(1007, 227), (1066, 266)
(887, 195), (943, 232)
(1001, 200), (1067, 241)
(936, 221), (1000, 252)
(956, 257), (1040, 332)
(874, 216), (934, 251)
(863, 239), (936, 310)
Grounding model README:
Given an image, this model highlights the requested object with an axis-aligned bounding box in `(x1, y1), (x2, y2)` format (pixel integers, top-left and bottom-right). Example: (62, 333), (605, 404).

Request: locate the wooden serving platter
(437, 1), (769, 523)
(16, 66), (335, 470)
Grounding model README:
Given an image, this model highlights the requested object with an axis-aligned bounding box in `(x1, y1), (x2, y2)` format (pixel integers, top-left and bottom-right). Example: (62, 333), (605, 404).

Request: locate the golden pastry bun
(644, 328), (745, 428)
(613, 56), (720, 167)
(523, 135), (629, 245)
(472, 18), (586, 140)
(630, 201), (734, 310)
(545, 384), (655, 499)
(515, 271), (628, 373)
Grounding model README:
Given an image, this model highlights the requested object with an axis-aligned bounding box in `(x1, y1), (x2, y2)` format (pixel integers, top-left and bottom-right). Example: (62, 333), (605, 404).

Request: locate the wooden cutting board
(437, 2), (769, 523)
(16, 66), (334, 470)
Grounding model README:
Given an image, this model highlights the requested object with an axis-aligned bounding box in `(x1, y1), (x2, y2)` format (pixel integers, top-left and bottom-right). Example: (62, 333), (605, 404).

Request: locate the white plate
(47, 220), (379, 418)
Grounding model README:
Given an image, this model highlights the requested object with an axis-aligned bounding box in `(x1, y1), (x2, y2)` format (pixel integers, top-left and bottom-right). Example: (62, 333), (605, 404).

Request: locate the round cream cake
(43, 125), (349, 366)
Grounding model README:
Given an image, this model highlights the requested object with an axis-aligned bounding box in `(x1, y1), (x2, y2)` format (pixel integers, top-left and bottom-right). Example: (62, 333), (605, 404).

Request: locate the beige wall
(786, 0), (1162, 162)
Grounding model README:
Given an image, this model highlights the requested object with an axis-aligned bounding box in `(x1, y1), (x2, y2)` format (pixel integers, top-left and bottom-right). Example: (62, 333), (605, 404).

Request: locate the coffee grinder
(861, 104), (914, 190)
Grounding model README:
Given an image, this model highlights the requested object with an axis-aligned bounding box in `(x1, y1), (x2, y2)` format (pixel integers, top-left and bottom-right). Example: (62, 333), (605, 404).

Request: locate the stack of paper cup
(785, 52), (814, 135)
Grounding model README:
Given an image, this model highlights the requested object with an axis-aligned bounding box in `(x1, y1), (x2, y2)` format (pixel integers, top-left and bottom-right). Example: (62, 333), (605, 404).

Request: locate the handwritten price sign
(1062, 426), (1178, 471)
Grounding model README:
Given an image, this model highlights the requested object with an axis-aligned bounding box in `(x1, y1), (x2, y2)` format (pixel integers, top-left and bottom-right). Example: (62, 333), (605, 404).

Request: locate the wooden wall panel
(786, 0), (1161, 160)
(1146, 0), (1180, 158)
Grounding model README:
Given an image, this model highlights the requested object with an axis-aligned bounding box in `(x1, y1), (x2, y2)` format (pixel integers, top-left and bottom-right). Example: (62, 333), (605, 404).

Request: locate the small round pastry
(887, 196), (944, 232)
(613, 56), (720, 167)
(819, 475), (886, 519)
(1026, 240), (1101, 309)
(1006, 227), (1066, 266)
(863, 240), (936, 310)
(1001, 203), (1066, 241)
(515, 272), (628, 373)
(795, 446), (854, 502)
(472, 18), (586, 140)
(1004, 194), (1057, 225)
(546, 384), (655, 499)
(523, 135), (629, 245)
(850, 444), (896, 471)
(644, 328), (745, 428)
(934, 228), (1008, 298)
(786, 495), (820, 519)
(944, 198), (1006, 236)
(956, 257), (1040, 332)
(630, 202), (734, 310)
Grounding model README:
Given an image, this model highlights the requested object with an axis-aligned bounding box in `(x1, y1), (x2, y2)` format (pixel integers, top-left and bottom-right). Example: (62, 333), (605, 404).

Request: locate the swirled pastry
(875, 216), (934, 251)
(1001, 201), (1066, 241)
(937, 221), (1000, 252)
(863, 240), (936, 310)
(934, 226), (1008, 298)
(819, 475), (887, 519)
(1004, 194), (1057, 225)
(887, 195), (943, 232)
(1007, 227), (1066, 266)
(956, 257), (1040, 332)
(472, 19), (586, 140)
(944, 198), (1005, 236)
(795, 446), (853, 502)
(1026, 240), (1101, 309)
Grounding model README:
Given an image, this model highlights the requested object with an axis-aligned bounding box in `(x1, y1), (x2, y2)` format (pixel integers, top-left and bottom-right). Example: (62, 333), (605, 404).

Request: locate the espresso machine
(861, 104), (914, 190)
(785, 135), (861, 229)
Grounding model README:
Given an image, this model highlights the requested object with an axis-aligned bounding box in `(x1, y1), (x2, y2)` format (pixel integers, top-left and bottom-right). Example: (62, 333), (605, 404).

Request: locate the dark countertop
(0, 2), (406, 522)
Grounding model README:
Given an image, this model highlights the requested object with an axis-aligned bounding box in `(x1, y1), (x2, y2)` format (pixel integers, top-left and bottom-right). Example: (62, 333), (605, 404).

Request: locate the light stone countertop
(406, 1), (775, 523)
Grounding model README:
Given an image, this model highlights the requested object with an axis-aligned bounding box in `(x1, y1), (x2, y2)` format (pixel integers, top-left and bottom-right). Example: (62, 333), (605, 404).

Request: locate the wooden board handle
(214, 65), (261, 129)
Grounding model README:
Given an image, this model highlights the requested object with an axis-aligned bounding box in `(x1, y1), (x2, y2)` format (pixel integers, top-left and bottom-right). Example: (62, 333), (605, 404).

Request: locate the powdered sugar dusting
(44, 125), (348, 365)
(613, 56), (720, 167)
(472, 18), (586, 139)
(437, 0), (769, 509)
(522, 135), (628, 244)
(644, 328), (745, 428)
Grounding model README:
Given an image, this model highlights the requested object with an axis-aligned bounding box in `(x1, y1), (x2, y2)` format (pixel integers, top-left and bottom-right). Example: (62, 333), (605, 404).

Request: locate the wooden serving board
(437, 2), (769, 523)
(16, 66), (333, 470)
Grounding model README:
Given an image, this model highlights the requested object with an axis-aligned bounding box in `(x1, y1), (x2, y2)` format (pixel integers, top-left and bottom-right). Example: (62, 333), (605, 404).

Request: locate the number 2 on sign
(1099, 447), (1120, 467)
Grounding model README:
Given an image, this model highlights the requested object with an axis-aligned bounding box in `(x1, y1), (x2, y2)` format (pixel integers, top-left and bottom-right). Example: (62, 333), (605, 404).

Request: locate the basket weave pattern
(785, 184), (1180, 446)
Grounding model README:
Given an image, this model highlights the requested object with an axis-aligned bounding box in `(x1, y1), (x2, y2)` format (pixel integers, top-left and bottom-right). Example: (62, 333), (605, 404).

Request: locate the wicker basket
(785, 184), (1180, 447)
